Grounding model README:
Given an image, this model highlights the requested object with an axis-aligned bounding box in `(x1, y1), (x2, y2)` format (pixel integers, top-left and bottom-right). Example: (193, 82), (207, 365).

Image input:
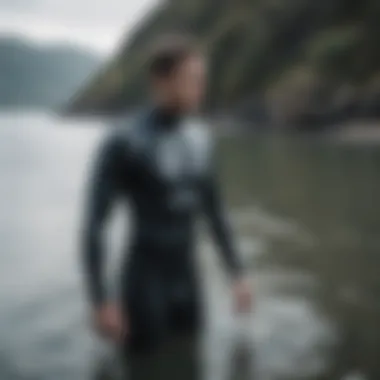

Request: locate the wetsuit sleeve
(82, 134), (124, 307)
(201, 148), (245, 279)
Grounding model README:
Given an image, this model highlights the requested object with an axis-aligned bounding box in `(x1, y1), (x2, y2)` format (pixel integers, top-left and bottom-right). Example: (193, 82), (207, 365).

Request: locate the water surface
(1, 112), (378, 380)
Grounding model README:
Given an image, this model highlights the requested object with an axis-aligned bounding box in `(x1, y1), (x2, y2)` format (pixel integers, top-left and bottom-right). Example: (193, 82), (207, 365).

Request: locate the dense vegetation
(67, 0), (380, 129)
(0, 37), (101, 110)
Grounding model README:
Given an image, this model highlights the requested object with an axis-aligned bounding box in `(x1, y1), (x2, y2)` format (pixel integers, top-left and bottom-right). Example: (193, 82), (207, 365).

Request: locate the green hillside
(66, 0), (380, 128)
(0, 37), (101, 110)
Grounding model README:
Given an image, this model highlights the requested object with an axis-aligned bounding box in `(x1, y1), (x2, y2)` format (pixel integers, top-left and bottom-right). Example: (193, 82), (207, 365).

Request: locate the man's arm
(201, 153), (244, 279)
(201, 144), (252, 313)
(82, 134), (123, 307)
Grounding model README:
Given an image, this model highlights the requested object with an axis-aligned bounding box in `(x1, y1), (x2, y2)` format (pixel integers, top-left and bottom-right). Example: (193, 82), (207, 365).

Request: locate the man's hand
(232, 276), (253, 314)
(93, 303), (127, 343)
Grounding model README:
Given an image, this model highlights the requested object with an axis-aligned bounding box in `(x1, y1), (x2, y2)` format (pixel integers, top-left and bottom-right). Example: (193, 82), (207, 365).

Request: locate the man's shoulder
(184, 116), (214, 145)
(183, 117), (217, 161)
(109, 109), (141, 135)
(106, 109), (148, 147)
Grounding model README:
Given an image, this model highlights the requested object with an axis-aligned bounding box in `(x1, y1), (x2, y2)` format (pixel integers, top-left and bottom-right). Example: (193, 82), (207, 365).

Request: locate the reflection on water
(0, 112), (379, 380)
(221, 136), (380, 379)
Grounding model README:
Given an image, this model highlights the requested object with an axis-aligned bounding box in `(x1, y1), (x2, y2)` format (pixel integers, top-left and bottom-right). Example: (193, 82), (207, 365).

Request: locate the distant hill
(66, 0), (380, 129)
(0, 37), (101, 110)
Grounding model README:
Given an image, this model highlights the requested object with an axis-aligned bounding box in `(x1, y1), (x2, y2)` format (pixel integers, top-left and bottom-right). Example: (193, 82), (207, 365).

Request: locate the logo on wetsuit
(155, 127), (209, 213)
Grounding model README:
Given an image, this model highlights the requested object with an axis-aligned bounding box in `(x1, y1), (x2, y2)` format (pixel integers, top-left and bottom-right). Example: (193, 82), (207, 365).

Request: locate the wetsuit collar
(150, 104), (183, 132)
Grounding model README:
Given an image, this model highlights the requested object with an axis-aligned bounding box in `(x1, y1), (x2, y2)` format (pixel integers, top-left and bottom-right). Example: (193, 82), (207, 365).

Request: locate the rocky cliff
(67, 0), (380, 129)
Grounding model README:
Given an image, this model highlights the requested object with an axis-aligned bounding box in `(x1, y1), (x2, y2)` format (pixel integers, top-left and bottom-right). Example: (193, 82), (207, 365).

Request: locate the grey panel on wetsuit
(81, 109), (244, 307)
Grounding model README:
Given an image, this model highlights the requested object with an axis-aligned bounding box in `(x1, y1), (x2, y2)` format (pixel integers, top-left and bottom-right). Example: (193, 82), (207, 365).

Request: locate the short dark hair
(147, 33), (200, 78)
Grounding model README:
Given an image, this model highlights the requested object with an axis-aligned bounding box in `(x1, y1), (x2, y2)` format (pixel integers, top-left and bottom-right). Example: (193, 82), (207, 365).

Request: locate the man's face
(174, 54), (207, 112)
(156, 54), (207, 112)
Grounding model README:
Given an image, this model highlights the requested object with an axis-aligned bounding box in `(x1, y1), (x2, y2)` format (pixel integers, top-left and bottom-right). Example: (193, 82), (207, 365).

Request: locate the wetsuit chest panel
(128, 118), (211, 215)
(154, 124), (210, 214)
(154, 122), (210, 181)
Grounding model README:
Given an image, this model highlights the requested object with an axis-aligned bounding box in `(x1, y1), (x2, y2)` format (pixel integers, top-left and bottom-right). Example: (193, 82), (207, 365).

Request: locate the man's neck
(151, 103), (184, 131)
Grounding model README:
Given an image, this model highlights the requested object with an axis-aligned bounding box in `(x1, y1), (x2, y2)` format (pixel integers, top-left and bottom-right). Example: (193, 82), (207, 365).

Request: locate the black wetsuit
(82, 106), (243, 358)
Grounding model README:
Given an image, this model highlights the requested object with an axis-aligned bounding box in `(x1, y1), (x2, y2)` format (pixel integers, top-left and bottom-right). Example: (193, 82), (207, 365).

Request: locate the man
(82, 34), (252, 378)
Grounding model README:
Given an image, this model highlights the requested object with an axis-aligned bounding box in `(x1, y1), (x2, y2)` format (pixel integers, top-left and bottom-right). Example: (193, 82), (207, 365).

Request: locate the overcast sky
(0, 0), (160, 55)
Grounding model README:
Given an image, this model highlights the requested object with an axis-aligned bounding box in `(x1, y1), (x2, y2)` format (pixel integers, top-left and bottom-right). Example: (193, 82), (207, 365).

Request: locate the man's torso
(114, 109), (213, 253)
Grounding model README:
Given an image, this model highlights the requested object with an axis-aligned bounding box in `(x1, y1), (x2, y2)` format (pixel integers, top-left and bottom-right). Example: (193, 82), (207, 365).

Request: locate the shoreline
(331, 121), (380, 143)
